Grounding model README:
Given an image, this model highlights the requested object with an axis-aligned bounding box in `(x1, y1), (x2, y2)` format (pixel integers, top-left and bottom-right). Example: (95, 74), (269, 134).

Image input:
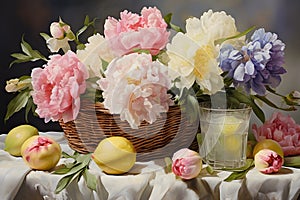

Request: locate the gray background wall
(1, 0), (300, 133)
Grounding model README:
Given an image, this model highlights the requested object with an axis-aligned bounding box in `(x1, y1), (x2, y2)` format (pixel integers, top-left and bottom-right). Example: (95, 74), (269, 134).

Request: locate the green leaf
(10, 53), (30, 60)
(40, 32), (51, 41)
(163, 13), (184, 33)
(20, 37), (33, 56)
(55, 169), (82, 194)
(5, 90), (31, 121)
(196, 133), (203, 146)
(230, 89), (265, 122)
(101, 59), (109, 72)
(223, 159), (254, 182)
(53, 166), (72, 175)
(76, 154), (92, 166)
(25, 97), (34, 122)
(61, 151), (75, 159)
(9, 57), (33, 67)
(224, 169), (250, 182)
(83, 169), (97, 191)
(206, 165), (214, 175)
(164, 157), (172, 173)
(215, 26), (256, 45)
(254, 95), (296, 112)
(284, 156), (300, 168)
(223, 159), (254, 172)
(84, 15), (90, 26)
(54, 151), (95, 193)
(63, 162), (86, 176)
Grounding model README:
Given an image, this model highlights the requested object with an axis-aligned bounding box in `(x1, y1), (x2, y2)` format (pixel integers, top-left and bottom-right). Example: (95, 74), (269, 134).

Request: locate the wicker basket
(59, 100), (199, 161)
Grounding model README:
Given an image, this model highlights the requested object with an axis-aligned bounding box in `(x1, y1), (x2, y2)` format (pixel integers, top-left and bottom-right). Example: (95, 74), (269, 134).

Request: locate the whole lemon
(253, 139), (284, 158)
(92, 136), (136, 174)
(5, 124), (39, 156)
(21, 135), (62, 171)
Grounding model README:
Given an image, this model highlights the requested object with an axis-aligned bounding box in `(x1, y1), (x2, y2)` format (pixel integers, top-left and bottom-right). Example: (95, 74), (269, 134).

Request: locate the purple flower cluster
(219, 28), (286, 95)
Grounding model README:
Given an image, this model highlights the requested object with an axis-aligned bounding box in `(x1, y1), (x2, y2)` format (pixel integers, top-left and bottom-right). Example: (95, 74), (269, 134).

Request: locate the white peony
(77, 33), (115, 78)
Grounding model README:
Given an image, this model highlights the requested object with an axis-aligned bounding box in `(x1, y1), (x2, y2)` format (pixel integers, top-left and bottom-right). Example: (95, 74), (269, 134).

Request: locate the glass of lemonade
(198, 102), (252, 169)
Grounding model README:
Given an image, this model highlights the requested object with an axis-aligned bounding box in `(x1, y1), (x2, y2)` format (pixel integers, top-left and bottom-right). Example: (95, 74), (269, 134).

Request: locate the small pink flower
(252, 112), (300, 156)
(98, 53), (173, 129)
(31, 51), (89, 123)
(104, 7), (170, 56)
(254, 149), (283, 174)
(172, 148), (202, 180)
(50, 22), (70, 39)
(47, 19), (75, 52)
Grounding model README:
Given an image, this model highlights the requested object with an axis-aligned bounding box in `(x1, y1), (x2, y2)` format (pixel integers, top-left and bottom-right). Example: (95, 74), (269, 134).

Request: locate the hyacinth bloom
(254, 149), (283, 174)
(253, 112), (300, 156)
(219, 28), (286, 95)
(166, 10), (244, 95)
(31, 51), (89, 123)
(97, 53), (173, 129)
(172, 148), (202, 180)
(104, 7), (170, 56)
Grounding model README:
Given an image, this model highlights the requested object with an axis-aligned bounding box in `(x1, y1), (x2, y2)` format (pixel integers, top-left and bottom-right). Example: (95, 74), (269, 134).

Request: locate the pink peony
(31, 51), (89, 123)
(104, 7), (170, 56)
(97, 53), (173, 129)
(172, 148), (202, 180)
(254, 149), (283, 174)
(252, 112), (300, 156)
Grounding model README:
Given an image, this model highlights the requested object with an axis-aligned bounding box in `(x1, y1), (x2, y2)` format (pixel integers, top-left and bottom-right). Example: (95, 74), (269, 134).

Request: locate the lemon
(5, 124), (39, 156)
(223, 135), (242, 152)
(92, 136), (136, 174)
(221, 116), (242, 135)
(252, 139), (284, 158)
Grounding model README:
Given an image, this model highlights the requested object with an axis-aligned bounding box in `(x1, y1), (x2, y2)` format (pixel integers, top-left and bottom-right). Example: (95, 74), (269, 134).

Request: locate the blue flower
(219, 28), (286, 95)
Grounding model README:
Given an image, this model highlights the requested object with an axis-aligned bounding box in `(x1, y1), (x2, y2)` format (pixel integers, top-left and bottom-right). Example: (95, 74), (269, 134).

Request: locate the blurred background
(1, 0), (300, 134)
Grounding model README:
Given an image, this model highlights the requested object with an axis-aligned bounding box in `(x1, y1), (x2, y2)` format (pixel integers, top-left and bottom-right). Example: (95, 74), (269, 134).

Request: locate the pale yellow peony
(77, 33), (115, 78)
(166, 9), (245, 94)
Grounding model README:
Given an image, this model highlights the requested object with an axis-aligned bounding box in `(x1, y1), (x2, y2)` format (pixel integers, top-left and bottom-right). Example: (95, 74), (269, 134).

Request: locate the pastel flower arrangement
(5, 7), (299, 131)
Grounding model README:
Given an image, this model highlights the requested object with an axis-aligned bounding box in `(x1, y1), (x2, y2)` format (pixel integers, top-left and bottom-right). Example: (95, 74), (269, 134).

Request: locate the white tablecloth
(1, 132), (300, 200)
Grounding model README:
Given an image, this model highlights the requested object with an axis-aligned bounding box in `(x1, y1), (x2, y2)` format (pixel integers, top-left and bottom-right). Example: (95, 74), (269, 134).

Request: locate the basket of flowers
(5, 7), (299, 161)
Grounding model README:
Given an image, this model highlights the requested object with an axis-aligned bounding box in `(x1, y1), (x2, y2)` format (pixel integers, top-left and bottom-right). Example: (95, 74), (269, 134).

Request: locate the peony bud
(5, 78), (31, 93)
(172, 148), (202, 180)
(21, 135), (62, 171)
(50, 22), (71, 39)
(254, 149), (283, 174)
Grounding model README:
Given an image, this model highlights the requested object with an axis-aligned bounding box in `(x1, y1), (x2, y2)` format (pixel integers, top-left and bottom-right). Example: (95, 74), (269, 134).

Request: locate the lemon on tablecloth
(92, 136), (136, 174)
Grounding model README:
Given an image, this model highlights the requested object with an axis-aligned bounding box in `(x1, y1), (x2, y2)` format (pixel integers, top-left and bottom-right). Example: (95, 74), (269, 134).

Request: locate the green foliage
(53, 152), (97, 194)
(164, 13), (184, 33)
(5, 89), (32, 122)
(223, 159), (255, 181)
(284, 156), (300, 168)
(9, 36), (47, 67)
(214, 26), (256, 45)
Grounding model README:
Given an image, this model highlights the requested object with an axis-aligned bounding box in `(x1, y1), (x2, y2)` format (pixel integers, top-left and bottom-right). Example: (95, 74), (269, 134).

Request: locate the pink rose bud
(172, 148), (202, 180)
(254, 149), (283, 174)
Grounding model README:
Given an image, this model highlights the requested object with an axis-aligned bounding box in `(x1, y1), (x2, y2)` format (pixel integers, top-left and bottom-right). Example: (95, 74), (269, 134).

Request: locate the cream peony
(77, 33), (115, 78)
(166, 9), (245, 94)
